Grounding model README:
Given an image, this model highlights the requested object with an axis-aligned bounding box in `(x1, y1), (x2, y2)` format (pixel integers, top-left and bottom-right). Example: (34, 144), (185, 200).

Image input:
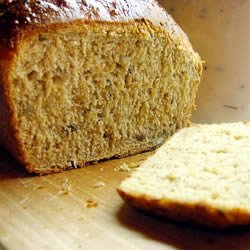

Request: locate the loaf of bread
(0, 0), (202, 174)
(118, 122), (250, 228)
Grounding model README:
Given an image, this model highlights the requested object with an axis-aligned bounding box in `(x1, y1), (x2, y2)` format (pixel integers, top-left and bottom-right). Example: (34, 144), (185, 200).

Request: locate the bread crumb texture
(2, 20), (201, 174)
(118, 122), (250, 228)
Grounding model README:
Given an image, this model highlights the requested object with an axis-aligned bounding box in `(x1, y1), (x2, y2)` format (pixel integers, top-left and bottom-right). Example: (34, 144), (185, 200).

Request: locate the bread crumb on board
(59, 178), (71, 195)
(85, 199), (98, 208)
(114, 161), (143, 172)
(32, 184), (45, 191)
(93, 181), (105, 188)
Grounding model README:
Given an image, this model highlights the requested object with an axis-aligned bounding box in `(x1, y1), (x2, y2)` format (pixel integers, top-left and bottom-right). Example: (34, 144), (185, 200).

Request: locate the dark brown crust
(0, 58), (29, 170)
(0, 0), (189, 58)
(117, 189), (250, 229)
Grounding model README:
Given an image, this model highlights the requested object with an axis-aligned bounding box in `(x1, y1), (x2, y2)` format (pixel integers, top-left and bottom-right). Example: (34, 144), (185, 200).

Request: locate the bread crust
(0, 0), (190, 57)
(118, 185), (250, 229)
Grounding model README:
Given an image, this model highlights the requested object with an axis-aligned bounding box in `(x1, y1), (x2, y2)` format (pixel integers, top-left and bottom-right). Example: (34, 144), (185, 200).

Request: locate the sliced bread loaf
(0, 0), (202, 174)
(117, 122), (250, 228)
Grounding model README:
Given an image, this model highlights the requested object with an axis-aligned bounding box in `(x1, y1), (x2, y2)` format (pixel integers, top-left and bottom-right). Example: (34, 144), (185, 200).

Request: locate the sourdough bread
(118, 122), (250, 228)
(0, 0), (202, 174)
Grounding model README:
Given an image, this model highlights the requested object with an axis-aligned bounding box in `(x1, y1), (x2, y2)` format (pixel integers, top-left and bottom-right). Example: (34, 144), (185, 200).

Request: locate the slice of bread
(117, 122), (250, 228)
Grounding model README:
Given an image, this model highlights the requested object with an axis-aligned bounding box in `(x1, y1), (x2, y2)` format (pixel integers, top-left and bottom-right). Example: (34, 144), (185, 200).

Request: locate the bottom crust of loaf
(117, 189), (250, 229)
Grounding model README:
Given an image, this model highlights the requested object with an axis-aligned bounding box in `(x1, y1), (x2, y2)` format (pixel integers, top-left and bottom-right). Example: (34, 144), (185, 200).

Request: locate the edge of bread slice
(117, 122), (250, 228)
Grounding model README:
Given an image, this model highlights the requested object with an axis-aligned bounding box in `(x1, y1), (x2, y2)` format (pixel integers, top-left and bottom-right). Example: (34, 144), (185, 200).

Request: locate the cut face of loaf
(118, 122), (250, 228)
(0, 1), (202, 174)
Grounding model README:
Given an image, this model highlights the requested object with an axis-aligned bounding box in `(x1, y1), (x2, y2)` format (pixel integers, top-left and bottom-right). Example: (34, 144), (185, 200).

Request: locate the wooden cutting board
(1, 0), (250, 249)
(1, 150), (250, 250)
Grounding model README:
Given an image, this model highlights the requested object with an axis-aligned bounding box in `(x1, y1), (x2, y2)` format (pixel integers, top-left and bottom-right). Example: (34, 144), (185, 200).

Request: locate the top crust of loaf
(0, 0), (190, 59)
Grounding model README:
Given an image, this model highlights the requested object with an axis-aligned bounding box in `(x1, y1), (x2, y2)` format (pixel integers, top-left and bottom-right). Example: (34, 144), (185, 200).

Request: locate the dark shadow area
(116, 204), (250, 250)
(0, 147), (32, 179)
(0, 241), (7, 250)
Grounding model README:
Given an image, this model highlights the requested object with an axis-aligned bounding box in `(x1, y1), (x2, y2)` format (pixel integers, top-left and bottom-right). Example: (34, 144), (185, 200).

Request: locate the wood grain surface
(1, 149), (250, 250)
(1, 0), (250, 249)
